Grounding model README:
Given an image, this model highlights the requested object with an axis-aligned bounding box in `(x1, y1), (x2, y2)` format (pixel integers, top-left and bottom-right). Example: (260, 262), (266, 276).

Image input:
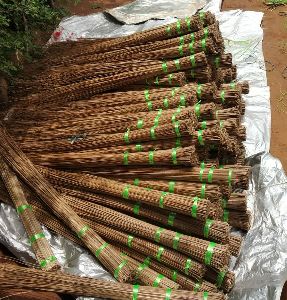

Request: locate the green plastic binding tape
(124, 129), (130, 144)
(127, 235), (134, 248)
(198, 130), (204, 146)
(137, 119), (143, 129)
(40, 255), (57, 268)
(199, 161), (205, 181)
(163, 97), (169, 108)
(95, 242), (109, 258)
(148, 151), (155, 165)
(150, 126), (157, 140)
(197, 83), (202, 99)
(184, 258), (193, 275)
(122, 185), (130, 200)
(168, 74), (173, 85)
(16, 204), (32, 214)
(178, 45), (184, 56)
(185, 17), (191, 31)
(201, 120), (207, 130)
(114, 259), (128, 280)
(154, 227), (164, 243)
(77, 225), (90, 239)
(220, 90), (225, 104)
(162, 61), (168, 73)
(135, 144), (142, 152)
(168, 181), (175, 193)
(156, 246), (165, 262)
(132, 284), (139, 300)
(190, 54), (196, 68)
(172, 232), (183, 250)
(153, 274), (165, 287)
(194, 282), (202, 292)
(200, 183), (206, 198)
(168, 212), (176, 226)
(189, 41), (194, 54)
(203, 219), (214, 238)
(204, 242), (217, 265)
(172, 270), (178, 281)
(165, 288), (172, 300)
(159, 192), (168, 208)
(191, 197), (199, 218)
(228, 169), (233, 187)
(195, 102), (201, 118)
(207, 167), (215, 183)
(174, 58), (181, 70)
(176, 20), (182, 34)
(201, 38), (207, 52)
(216, 271), (227, 288)
(133, 178), (140, 186)
(204, 27), (209, 39)
(133, 202), (141, 215)
(203, 291), (209, 300)
(123, 151), (129, 166)
(171, 148), (178, 165)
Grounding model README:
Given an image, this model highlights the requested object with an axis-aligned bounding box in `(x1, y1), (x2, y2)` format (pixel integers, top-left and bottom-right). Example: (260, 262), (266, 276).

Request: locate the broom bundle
(204, 267), (235, 293)
(214, 89), (241, 107)
(0, 126), (133, 283)
(0, 158), (60, 271)
(223, 209), (251, 231)
(44, 12), (215, 66)
(46, 185), (230, 245)
(18, 53), (208, 105)
(89, 165), (250, 189)
(119, 178), (227, 201)
(224, 193), (247, 211)
(29, 146), (200, 169)
(215, 66), (237, 84)
(17, 119), (196, 153)
(208, 53), (233, 69)
(39, 167), (210, 220)
(0, 264), (226, 300)
(214, 107), (241, 121)
(118, 246), (219, 293)
(220, 81), (249, 94)
(198, 118), (239, 134)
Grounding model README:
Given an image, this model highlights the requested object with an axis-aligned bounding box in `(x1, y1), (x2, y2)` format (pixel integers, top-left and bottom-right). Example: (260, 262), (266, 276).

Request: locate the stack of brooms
(0, 11), (251, 300)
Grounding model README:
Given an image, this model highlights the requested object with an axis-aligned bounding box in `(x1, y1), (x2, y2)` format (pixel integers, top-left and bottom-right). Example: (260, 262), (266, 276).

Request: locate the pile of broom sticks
(0, 11), (251, 300)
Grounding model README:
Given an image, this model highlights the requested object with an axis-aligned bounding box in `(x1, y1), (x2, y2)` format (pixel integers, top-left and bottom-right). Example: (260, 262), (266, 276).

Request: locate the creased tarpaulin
(0, 0), (286, 300)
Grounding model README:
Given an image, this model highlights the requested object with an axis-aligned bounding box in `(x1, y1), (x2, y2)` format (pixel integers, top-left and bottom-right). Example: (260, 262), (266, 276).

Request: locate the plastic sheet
(1, 1), (286, 300)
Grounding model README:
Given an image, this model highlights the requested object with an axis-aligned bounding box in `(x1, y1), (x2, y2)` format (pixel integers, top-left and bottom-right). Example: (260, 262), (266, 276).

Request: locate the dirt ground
(1, 0), (287, 299)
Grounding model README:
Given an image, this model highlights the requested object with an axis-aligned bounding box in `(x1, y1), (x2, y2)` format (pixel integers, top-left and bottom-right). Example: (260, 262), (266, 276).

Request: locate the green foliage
(0, 0), (67, 77)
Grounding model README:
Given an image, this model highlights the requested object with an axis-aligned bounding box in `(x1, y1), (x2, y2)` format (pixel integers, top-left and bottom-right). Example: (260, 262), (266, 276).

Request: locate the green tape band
(154, 109), (162, 126)
(195, 102), (201, 118)
(165, 288), (172, 300)
(204, 241), (217, 265)
(154, 227), (164, 243)
(122, 185), (130, 200)
(175, 137), (181, 148)
(153, 274), (165, 287)
(200, 183), (206, 198)
(190, 32), (195, 43)
(16, 204), (32, 214)
(171, 87), (179, 97)
(168, 181), (175, 193)
(30, 232), (45, 244)
(137, 119), (143, 129)
(228, 169), (233, 187)
(172, 232), (183, 250)
(40, 255), (57, 268)
(171, 148), (178, 165)
(95, 242), (109, 258)
(199, 161), (205, 181)
(198, 130), (204, 146)
(178, 45), (184, 56)
(189, 41), (194, 54)
(123, 151), (129, 166)
(135, 144), (142, 152)
(184, 258), (193, 275)
(163, 97), (169, 108)
(150, 126), (157, 140)
(203, 291), (209, 300)
(159, 192), (168, 208)
(185, 17), (191, 31)
(114, 259), (128, 280)
(77, 225), (89, 239)
(154, 77), (160, 86)
(172, 107), (181, 123)
(162, 61), (168, 73)
(208, 167), (215, 183)
(144, 89), (150, 101)
(124, 129), (130, 144)
(201, 121), (207, 130)
(172, 270), (178, 281)
(199, 11), (205, 23)
(127, 235), (134, 248)
(190, 54), (196, 68)
(168, 74), (173, 85)
(179, 94), (186, 106)
(220, 90), (225, 104)
(230, 81), (236, 90)
(214, 56), (220, 69)
(223, 209), (229, 222)
(147, 101), (153, 111)
(174, 121), (181, 137)
(168, 212), (176, 226)
(174, 58), (181, 70)
(197, 83), (202, 99)
(135, 257), (151, 280)
(204, 27), (209, 39)
(133, 178), (140, 186)
(220, 120), (224, 129)
(176, 20), (181, 35)
(216, 271), (227, 288)
(133, 202), (141, 215)
(204, 219), (214, 238)
(156, 246), (165, 262)
(149, 151), (155, 165)
(221, 198), (227, 209)
(194, 282), (202, 292)
(201, 38), (207, 52)
(191, 196), (199, 218)
(166, 26), (171, 36)
(179, 36), (184, 46)
(132, 284), (139, 300)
